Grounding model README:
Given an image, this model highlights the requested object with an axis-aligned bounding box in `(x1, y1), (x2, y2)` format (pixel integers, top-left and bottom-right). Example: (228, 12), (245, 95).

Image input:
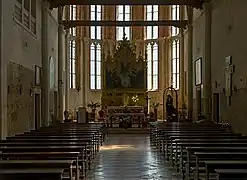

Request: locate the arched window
(116, 5), (131, 40)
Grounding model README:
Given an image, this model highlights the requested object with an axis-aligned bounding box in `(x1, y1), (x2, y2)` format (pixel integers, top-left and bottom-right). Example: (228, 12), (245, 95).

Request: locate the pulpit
(101, 36), (147, 108)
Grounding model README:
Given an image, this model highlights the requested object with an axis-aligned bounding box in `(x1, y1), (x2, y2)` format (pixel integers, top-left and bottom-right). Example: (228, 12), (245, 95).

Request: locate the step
(107, 128), (149, 134)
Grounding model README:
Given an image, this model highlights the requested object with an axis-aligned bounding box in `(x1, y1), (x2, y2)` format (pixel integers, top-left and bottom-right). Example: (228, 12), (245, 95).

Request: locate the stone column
(82, 38), (86, 107)
(204, 3), (212, 120)
(187, 6), (194, 120)
(65, 29), (69, 111)
(41, 1), (49, 126)
(0, 0), (7, 139)
(83, 38), (90, 106)
(179, 6), (185, 107)
(58, 6), (64, 121)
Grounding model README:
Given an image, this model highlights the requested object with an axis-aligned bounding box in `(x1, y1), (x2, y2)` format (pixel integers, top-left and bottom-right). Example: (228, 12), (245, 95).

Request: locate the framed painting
(195, 57), (202, 86)
(35, 65), (41, 86)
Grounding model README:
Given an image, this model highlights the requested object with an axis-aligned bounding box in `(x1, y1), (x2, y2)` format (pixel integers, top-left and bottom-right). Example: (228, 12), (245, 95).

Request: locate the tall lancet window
(69, 5), (77, 89)
(116, 5), (131, 40)
(147, 43), (158, 90)
(171, 5), (180, 89)
(90, 5), (102, 90)
(145, 5), (159, 91)
(146, 5), (158, 40)
(171, 5), (180, 36)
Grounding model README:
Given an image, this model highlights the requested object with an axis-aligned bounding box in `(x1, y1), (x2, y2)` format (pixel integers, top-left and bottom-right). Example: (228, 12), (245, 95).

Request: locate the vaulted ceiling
(48, 0), (210, 9)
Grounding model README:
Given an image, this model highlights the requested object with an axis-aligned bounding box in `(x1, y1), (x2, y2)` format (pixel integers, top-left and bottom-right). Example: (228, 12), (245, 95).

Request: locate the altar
(101, 36), (147, 108)
(107, 106), (145, 128)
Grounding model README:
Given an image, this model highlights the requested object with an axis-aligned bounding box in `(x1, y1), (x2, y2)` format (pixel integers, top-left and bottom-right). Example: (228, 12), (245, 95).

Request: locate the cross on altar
(224, 56), (234, 106)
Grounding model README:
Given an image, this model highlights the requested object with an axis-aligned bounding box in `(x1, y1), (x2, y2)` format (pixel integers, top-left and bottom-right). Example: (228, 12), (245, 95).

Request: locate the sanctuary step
(107, 128), (149, 134)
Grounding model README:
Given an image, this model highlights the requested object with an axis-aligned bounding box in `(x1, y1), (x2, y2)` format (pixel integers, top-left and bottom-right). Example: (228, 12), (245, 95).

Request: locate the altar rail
(106, 112), (147, 128)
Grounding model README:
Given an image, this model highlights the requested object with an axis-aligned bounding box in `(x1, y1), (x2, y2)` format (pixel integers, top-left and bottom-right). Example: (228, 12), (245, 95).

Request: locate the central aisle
(87, 134), (179, 180)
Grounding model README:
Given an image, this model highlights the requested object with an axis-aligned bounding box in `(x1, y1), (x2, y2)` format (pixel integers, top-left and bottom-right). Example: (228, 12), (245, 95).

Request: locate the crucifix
(224, 56), (234, 106)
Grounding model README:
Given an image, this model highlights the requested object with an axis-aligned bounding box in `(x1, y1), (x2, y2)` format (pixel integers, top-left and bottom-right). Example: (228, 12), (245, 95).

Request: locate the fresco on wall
(7, 61), (35, 136)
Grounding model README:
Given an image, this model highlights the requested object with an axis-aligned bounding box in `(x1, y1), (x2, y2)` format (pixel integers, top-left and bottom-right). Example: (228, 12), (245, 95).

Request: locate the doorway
(54, 91), (58, 122)
(34, 93), (41, 130)
(196, 87), (202, 118)
(213, 93), (220, 123)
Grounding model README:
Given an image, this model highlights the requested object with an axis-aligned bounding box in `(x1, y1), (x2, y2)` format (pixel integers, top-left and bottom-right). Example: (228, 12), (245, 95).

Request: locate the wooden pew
(172, 139), (247, 173)
(149, 121), (247, 180)
(0, 146), (85, 179)
(185, 146), (247, 179)
(0, 160), (74, 180)
(215, 169), (247, 180)
(0, 123), (105, 179)
(0, 151), (83, 179)
(0, 168), (64, 180)
(165, 133), (240, 161)
(205, 160), (247, 180)
(186, 144), (247, 180)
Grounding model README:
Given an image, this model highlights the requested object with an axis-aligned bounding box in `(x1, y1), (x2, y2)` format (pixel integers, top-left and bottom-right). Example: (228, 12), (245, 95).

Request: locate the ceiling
(48, 0), (209, 9)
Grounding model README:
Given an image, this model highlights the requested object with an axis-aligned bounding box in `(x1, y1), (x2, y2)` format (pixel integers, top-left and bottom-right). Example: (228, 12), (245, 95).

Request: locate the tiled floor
(87, 134), (179, 180)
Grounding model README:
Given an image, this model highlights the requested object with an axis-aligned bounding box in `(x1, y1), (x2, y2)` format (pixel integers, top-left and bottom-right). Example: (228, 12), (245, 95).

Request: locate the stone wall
(211, 0), (247, 134)
(0, 0), (61, 139)
(191, 0), (247, 134)
(7, 62), (35, 136)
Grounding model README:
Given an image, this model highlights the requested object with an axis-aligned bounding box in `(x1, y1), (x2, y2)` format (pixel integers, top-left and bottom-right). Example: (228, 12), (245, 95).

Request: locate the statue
(166, 95), (175, 121)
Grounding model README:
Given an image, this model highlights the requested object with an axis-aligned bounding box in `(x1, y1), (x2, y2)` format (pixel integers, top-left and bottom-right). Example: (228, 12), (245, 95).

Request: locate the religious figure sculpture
(166, 95), (175, 121)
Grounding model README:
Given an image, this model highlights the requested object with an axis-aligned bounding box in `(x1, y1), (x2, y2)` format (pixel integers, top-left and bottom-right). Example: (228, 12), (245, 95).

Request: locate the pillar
(41, 1), (50, 126)
(0, 0), (7, 139)
(65, 29), (69, 111)
(203, 3), (212, 120)
(179, 6), (185, 107)
(187, 6), (194, 120)
(58, 6), (64, 121)
(82, 38), (86, 107)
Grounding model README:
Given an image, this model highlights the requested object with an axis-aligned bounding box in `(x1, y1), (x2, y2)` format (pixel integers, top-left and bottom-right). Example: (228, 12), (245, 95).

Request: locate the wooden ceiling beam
(49, 0), (205, 9)
(62, 20), (188, 29)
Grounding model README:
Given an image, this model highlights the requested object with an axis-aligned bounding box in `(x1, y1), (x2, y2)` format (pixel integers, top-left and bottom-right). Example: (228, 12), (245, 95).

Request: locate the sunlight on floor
(99, 145), (136, 150)
(87, 134), (179, 180)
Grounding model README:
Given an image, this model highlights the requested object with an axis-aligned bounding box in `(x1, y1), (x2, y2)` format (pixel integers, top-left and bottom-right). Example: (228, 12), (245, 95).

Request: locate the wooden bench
(0, 168), (64, 180)
(215, 169), (247, 180)
(205, 160), (247, 180)
(0, 123), (105, 179)
(1, 152), (82, 179)
(0, 160), (74, 180)
(149, 121), (247, 180)
(185, 146), (247, 179)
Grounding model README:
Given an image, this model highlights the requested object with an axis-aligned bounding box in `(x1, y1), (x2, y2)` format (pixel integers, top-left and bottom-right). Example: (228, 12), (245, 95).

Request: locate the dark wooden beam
(62, 20), (188, 29)
(49, 0), (204, 9)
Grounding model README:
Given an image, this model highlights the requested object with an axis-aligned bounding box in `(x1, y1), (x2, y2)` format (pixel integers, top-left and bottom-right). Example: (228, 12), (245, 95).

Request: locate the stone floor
(86, 134), (179, 180)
